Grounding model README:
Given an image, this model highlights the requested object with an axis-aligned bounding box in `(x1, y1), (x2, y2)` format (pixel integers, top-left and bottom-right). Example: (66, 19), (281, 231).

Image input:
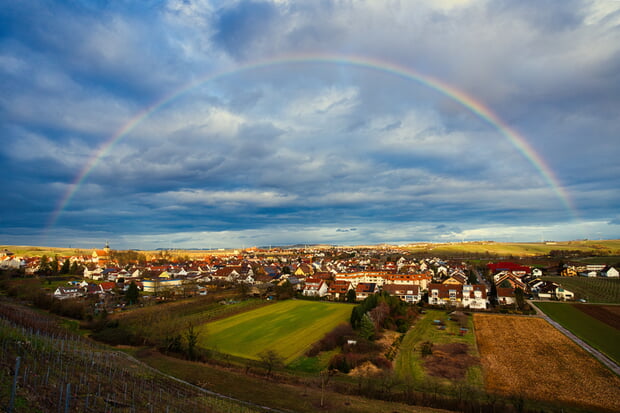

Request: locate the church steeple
(104, 241), (110, 253)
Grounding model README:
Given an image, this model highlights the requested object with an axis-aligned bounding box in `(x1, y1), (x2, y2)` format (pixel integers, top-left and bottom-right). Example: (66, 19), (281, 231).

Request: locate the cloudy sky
(1, 0), (619, 249)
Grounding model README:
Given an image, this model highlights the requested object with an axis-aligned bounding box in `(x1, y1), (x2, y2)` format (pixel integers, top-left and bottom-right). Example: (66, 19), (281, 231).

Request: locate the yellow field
(404, 239), (620, 257)
(474, 314), (620, 411)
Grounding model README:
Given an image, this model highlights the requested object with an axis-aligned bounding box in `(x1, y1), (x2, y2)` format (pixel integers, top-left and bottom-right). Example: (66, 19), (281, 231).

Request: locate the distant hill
(2, 239), (619, 258)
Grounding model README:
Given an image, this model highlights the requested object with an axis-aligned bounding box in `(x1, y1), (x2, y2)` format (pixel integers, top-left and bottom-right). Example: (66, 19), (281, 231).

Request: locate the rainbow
(45, 53), (578, 233)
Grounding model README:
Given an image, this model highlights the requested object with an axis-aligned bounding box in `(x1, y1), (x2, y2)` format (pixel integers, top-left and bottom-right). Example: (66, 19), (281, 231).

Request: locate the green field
(199, 300), (353, 364)
(534, 302), (620, 364)
(542, 276), (620, 303)
(394, 309), (482, 387)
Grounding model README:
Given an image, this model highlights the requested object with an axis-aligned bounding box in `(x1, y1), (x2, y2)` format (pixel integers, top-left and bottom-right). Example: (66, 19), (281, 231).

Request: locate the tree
(69, 260), (81, 275)
(60, 258), (70, 275)
(125, 282), (140, 305)
(346, 289), (356, 303)
(37, 255), (50, 276)
(50, 255), (59, 275)
(184, 322), (200, 361)
(258, 349), (284, 376)
(358, 313), (376, 340)
(514, 287), (526, 311)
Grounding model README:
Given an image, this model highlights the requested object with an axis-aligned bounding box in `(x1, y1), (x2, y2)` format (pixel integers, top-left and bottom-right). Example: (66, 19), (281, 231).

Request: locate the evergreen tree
(60, 258), (70, 274)
(346, 289), (356, 303)
(359, 313), (376, 340)
(126, 282), (140, 305)
(69, 261), (80, 275)
(50, 255), (59, 275)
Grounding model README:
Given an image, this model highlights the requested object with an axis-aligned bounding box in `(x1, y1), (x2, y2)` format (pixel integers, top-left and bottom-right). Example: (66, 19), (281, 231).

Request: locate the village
(3, 244), (617, 312)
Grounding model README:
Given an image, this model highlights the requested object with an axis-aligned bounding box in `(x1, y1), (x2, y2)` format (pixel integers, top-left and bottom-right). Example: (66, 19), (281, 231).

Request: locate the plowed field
(574, 304), (620, 330)
(474, 314), (620, 412)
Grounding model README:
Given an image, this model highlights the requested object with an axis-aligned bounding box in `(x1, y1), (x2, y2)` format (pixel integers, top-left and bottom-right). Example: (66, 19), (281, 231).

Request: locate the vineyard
(474, 314), (620, 412)
(95, 297), (266, 348)
(0, 300), (264, 412)
(541, 276), (620, 303)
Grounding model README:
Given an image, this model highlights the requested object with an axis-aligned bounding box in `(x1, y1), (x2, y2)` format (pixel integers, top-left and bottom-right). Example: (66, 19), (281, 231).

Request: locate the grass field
(199, 300), (353, 364)
(541, 276), (620, 303)
(394, 309), (482, 387)
(474, 314), (620, 412)
(534, 301), (620, 364)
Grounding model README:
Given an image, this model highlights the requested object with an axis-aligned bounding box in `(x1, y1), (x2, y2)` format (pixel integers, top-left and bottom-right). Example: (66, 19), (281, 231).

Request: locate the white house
(555, 287), (574, 301)
(462, 284), (488, 309)
(302, 278), (328, 297)
(54, 286), (82, 300)
(602, 267), (619, 278)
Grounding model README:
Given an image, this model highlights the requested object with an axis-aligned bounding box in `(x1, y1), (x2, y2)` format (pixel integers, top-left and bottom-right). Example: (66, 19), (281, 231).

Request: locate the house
(327, 280), (352, 301)
(54, 286), (82, 300)
(442, 273), (467, 285)
(601, 266), (619, 278)
(555, 286), (574, 301)
(0, 256), (24, 270)
(99, 282), (116, 293)
(384, 273), (432, 290)
(494, 272), (527, 292)
(294, 263), (314, 277)
(428, 283), (462, 306)
(302, 278), (328, 297)
(382, 284), (420, 303)
(355, 282), (378, 301)
(212, 267), (240, 283)
(461, 284), (488, 309)
(535, 281), (558, 299)
(496, 288), (515, 305)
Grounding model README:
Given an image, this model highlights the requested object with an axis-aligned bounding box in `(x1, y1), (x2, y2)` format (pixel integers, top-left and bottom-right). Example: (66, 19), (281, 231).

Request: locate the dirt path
(528, 300), (620, 376)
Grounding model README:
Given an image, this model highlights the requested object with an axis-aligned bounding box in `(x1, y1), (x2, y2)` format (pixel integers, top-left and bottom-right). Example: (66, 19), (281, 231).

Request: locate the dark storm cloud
(1, 0), (619, 248)
(212, 1), (280, 59)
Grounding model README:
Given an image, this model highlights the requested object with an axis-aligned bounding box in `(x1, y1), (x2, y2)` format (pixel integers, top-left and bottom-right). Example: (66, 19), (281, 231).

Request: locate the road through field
(529, 300), (620, 376)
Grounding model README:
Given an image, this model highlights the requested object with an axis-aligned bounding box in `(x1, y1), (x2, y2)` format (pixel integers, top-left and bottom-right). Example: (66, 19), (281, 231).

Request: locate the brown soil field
(474, 314), (620, 412)
(574, 304), (620, 330)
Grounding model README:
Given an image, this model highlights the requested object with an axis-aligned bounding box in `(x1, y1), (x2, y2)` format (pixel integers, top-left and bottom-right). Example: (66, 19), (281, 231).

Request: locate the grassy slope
(394, 309), (482, 388)
(199, 300), (353, 363)
(541, 276), (620, 303)
(138, 350), (450, 413)
(534, 302), (620, 364)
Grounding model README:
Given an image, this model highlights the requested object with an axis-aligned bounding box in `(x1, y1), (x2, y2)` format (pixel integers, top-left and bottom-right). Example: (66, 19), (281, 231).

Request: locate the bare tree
(258, 349), (284, 376)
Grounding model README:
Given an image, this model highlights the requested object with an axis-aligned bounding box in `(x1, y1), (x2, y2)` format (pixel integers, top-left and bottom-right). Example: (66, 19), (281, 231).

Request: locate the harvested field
(474, 314), (620, 412)
(574, 304), (620, 330)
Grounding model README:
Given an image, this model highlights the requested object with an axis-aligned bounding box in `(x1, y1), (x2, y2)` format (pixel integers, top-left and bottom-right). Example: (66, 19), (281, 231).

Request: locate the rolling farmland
(199, 300), (353, 363)
(474, 314), (620, 412)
